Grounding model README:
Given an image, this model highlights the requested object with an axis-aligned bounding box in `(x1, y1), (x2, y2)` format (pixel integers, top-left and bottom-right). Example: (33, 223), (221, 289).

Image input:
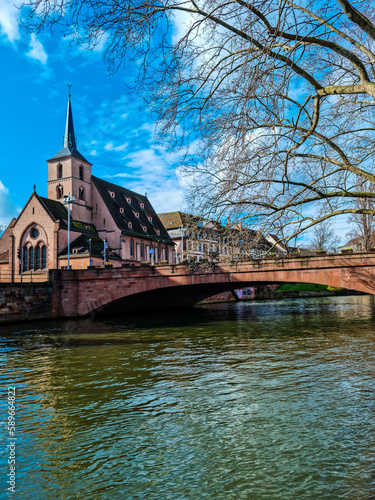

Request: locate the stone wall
(0, 283), (52, 323)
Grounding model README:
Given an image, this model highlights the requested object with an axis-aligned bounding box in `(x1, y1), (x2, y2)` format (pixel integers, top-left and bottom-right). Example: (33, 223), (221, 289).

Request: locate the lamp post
(89, 238), (92, 267)
(63, 193), (76, 270)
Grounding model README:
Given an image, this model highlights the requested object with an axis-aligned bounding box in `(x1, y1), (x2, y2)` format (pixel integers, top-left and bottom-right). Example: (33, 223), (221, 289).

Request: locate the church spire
(48, 86), (89, 163)
(63, 85), (77, 151)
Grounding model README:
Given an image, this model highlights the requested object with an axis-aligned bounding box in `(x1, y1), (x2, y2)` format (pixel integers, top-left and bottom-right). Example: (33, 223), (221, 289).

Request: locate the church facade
(0, 95), (175, 281)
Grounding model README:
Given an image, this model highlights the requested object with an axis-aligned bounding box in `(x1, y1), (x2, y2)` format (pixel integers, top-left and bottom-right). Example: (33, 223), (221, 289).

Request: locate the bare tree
(22, 0), (375, 244)
(347, 180), (375, 250)
(309, 219), (340, 252)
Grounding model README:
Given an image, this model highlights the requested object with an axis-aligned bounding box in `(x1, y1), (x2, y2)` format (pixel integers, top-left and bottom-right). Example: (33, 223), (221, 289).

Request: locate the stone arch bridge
(50, 253), (375, 318)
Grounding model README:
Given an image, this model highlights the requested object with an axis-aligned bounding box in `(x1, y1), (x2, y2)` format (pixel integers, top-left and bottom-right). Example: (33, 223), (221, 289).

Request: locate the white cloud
(0, 180), (21, 225)
(105, 141), (128, 152)
(26, 34), (48, 65)
(0, 0), (21, 43)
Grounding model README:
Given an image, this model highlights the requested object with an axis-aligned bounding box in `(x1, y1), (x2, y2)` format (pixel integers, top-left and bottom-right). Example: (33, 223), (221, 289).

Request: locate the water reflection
(1, 295), (375, 499)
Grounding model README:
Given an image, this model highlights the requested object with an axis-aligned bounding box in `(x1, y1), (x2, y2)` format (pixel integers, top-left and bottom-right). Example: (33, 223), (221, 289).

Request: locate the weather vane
(67, 84), (72, 100)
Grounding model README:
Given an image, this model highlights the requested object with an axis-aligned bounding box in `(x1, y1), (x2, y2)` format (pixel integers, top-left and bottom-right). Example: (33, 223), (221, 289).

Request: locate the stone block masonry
(0, 283), (52, 323)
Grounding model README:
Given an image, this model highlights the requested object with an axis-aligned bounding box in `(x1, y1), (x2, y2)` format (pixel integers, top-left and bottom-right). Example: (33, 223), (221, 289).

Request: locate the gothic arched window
(41, 246), (47, 269)
(58, 164), (63, 179)
(23, 247), (29, 272)
(29, 247), (35, 271)
(36, 246), (41, 270)
(79, 187), (85, 200)
(57, 186), (63, 199)
(79, 166), (84, 180)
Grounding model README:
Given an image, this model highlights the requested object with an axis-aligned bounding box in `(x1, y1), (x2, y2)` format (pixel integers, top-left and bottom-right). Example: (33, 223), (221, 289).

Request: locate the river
(1, 295), (375, 499)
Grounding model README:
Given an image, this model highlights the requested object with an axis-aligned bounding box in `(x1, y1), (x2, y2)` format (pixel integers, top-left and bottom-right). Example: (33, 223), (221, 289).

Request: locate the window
(157, 246), (160, 260)
(30, 228), (39, 239)
(140, 243), (144, 258)
(140, 202), (144, 209)
(32, 207), (35, 215)
(109, 191), (115, 198)
(41, 246), (47, 269)
(23, 247), (29, 272)
(148, 216), (152, 222)
(79, 166), (84, 180)
(142, 226), (147, 232)
(126, 197), (131, 204)
(134, 212), (139, 218)
(128, 221), (132, 228)
(58, 164), (63, 179)
(36, 246), (41, 269)
(29, 247), (35, 271)
(156, 229), (160, 236)
(56, 186), (63, 199)
(79, 187), (85, 200)
(120, 208), (124, 214)
(130, 239), (134, 256)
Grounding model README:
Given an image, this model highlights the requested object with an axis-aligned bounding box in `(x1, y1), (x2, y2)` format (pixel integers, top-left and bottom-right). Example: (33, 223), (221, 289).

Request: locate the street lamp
(63, 193), (76, 270)
(88, 238), (92, 267)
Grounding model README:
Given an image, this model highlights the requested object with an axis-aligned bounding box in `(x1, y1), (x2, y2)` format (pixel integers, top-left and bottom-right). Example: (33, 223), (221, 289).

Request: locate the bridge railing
(0, 271), (50, 283)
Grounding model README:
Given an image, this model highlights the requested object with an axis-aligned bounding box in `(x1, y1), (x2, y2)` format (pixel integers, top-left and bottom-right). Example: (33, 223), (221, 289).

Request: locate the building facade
(0, 95), (174, 281)
(158, 211), (272, 262)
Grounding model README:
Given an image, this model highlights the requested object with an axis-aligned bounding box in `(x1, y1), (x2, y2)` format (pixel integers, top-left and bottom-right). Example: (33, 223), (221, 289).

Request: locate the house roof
(38, 196), (69, 227)
(158, 211), (184, 230)
(58, 233), (115, 258)
(91, 176), (173, 245)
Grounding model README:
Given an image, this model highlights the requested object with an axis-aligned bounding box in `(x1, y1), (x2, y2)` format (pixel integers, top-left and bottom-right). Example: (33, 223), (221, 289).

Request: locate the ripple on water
(1, 295), (375, 499)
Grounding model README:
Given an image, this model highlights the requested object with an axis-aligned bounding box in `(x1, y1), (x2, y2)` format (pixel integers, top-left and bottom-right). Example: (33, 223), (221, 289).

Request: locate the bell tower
(47, 86), (92, 222)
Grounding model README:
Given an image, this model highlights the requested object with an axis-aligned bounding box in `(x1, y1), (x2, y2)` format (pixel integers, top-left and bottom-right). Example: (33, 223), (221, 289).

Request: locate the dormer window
(142, 225), (147, 232)
(109, 191), (115, 198)
(134, 212), (139, 218)
(120, 207), (124, 214)
(147, 216), (152, 222)
(128, 221), (132, 228)
(126, 197), (131, 204)
(140, 202), (144, 209)
(156, 230), (160, 235)
(58, 164), (63, 179)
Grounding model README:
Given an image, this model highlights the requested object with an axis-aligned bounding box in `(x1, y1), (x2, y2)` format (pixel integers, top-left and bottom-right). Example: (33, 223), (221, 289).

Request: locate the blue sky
(0, 2), (187, 227)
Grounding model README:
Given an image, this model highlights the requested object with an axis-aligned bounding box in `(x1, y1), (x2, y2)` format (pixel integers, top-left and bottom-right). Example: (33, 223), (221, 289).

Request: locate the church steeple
(49, 86), (88, 162)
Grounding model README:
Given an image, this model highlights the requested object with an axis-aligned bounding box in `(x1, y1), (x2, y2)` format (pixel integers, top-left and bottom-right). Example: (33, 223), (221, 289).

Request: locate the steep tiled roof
(158, 211), (184, 230)
(58, 233), (114, 258)
(38, 196), (69, 227)
(92, 176), (173, 244)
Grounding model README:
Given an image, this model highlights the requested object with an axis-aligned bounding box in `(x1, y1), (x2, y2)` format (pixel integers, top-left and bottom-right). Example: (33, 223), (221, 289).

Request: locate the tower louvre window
(79, 166), (84, 180)
(58, 164), (63, 179)
(79, 187), (85, 200)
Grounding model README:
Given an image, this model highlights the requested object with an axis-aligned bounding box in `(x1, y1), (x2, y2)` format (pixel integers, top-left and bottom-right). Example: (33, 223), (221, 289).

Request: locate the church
(0, 94), (175, 280)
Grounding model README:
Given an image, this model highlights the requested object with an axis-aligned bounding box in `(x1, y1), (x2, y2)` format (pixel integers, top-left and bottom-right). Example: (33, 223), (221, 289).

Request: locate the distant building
(158, 211), (271, 262)
(0, 93), (174, 281)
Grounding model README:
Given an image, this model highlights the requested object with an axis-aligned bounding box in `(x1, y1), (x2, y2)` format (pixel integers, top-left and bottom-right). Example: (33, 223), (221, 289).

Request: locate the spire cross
(67, 84), (72, 101)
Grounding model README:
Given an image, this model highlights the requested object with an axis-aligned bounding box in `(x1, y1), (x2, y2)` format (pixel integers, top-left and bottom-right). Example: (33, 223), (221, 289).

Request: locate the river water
(1, 295), (375, 499)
